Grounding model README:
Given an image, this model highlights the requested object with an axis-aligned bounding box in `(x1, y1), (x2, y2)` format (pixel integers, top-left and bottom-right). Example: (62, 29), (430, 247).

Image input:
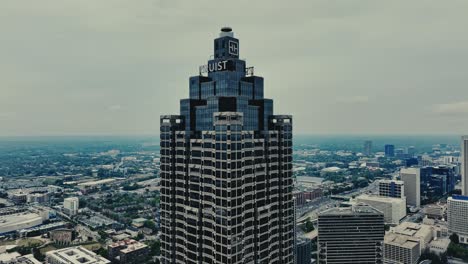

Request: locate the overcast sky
(1, 0), (468, 136)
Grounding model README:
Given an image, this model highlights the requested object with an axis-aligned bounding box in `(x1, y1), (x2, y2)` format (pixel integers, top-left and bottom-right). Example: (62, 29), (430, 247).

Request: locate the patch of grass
(0, 240), (15, 246)
(81, 242), (101, 251)
(17, 238), (43, 247)
(39, 245), (57, 254)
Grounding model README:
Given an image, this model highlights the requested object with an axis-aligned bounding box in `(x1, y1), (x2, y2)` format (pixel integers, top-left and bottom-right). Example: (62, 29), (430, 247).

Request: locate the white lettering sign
(199, 60), (229, 74)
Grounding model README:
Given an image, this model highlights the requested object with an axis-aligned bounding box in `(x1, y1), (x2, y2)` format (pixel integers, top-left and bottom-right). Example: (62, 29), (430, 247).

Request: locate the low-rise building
(383, 221), (440, 264)
(424, 204), (446, 219)
(429, 238), (451, 255)
(9, 192), (27, 205)
(18, 221), (67, 238)
(0, 207), (50, 235)
(389, 222), (433, 252)
(27, 192), (51, 204)
(131, 218), (147, 228)
(422, 217), (449, 239)
(1, 254), (42, 264)
(294, 188), (323, 207)
(107, 239), (149, 264)
(50, 228), (73, 245)
(45, 246), (110, 264)
(384, 232), (420, 264)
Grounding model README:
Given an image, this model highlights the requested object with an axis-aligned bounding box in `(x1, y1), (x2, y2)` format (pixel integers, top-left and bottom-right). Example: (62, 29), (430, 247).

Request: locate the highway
(296, 181), (379, 223)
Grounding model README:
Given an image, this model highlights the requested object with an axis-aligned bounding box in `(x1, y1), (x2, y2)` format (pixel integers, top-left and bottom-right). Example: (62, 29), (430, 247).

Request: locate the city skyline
(1, 2), (468, 264)
(2, 1), (468, 136)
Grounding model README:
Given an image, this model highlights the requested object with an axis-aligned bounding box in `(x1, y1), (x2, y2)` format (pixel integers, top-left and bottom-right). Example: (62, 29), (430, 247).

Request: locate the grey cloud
(1, 0), (468, 136)
(434, 101), (468, 116)
(336, 96), (369, 104)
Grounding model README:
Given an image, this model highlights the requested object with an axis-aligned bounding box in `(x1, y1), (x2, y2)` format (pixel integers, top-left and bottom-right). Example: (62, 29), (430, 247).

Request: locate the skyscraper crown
(214, 27), (239, 60)
(182, 28), (272, 132)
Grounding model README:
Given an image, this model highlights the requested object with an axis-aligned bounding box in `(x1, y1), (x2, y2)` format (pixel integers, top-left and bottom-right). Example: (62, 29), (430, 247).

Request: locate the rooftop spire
(219, 27), (233, 37)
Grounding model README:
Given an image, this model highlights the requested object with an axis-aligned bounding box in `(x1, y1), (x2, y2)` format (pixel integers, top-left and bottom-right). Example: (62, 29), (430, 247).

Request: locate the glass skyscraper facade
(160, 28), (294, 264)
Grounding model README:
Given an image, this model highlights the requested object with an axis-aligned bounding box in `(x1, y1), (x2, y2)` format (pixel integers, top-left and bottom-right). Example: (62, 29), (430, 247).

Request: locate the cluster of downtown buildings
(4, 27), (463, 264)
(159, 28), (468, 264)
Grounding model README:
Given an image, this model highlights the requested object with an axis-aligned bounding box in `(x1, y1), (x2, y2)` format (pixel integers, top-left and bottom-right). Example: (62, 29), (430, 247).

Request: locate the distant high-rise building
(364, 140), (372, 156)
(318, 204), (385, 264)
(378, 180), (405, 199)
(63, 197), (79, 216)
(296, 237), (312, 264)
(419, 166), (455, 203)
(432, 165), (456, 194)
(461, 136), (468, 195)
(400, 168), (421, 208)
(407, 146), (416, 157)
(448, 195), (468, 244)
(395, 148), (406, 158)
(405, 158), (419, 167)
(385, 144), (395, 157)
(160, 28), (294, 264)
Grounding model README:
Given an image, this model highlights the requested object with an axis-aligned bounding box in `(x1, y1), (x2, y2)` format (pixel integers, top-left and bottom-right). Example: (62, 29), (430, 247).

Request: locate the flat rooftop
(0, 212), (42, 227)
(390, 222), (432, 239)
(385, 233), (419, 249)
(451, 195), (468, 201)
(320, 204), (382, 216)
(379, 179), (404, 184)
(46, 246), (110, 264)
(357, 194), (405, 203)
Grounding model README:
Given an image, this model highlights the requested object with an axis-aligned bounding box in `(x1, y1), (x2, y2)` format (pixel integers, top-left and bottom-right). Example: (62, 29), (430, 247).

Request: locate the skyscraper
(159, 28), (294, 264)
(317, 204), (385, 264)
(400, 168), (421, 208)
(364, 140), (372, 156)
(448, 195), (468, 244)
(461, 136), (468, 195)
(385, 144), (395, 157)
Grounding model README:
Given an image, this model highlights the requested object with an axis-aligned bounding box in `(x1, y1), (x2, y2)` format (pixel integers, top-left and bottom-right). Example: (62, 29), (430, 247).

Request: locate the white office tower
(378, 180), (405, 199)
(400, 168), (421, 208)
(355, 194), (406, 225)
(462, 136), (468, 195)
(63, 197), (79, 216)
(448, 195), (468, 244)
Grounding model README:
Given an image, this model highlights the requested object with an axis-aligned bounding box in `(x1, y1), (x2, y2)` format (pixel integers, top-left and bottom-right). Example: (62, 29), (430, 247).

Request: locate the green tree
(302, 218), (315, 233)
(144, 220), (157, 231)
(450, 233), (460, 244)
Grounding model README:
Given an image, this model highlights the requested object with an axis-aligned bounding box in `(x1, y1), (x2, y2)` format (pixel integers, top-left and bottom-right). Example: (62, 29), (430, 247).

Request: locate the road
(296, 181), (380, 223)
(448, 257), (468, 264)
